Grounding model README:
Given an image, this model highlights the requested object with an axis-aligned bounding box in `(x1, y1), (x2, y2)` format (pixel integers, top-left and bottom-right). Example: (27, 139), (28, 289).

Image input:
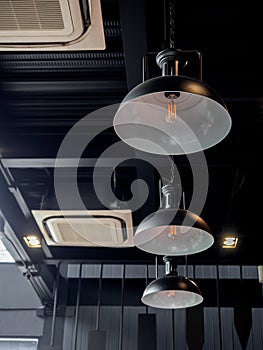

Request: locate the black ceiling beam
(118, 0), (148, 90)
(0, 163), (56, 303)
(65, 277), (263, 308)
(2, 80), (126, 94)
(39, 247), (242, 265)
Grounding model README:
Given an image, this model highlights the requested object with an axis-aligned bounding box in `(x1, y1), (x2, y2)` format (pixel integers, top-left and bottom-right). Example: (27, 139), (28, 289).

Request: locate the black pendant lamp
(134, 183), (213, 255)
(113, 1), (231, 155)
(141, 256), (203, 309)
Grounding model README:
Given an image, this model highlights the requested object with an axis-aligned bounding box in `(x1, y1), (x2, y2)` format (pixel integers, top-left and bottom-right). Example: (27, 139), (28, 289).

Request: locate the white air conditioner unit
(0, 0), (105, 50)
(32, 210), (134, 247)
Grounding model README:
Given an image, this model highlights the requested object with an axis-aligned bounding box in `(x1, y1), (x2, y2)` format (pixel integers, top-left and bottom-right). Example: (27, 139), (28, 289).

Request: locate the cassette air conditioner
(0, 0), (105, 50)
(32, 210), (134, 247)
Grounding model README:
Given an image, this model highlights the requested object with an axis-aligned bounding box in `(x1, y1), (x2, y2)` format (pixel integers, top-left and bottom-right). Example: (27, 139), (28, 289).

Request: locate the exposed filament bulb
(166, 94), (177, 123)
(168, 225), (177, 238)
(168, 290), (175, 298)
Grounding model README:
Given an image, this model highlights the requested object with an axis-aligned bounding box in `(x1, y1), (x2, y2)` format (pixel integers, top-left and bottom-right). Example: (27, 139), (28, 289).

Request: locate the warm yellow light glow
(166, 94), (177, 123)
(168, 290), (175, 297)
(222, 236), (238, 248)
(23, 235), (41, 248)
(168, 225), (177, 238)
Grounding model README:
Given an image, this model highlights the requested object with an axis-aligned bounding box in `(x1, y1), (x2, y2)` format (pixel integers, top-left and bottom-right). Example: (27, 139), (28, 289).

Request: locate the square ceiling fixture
(32, 210), (134, 247)
(23, 235), (42, 248)
(0, 0), (105, 50)
(222, 236), (238, 249)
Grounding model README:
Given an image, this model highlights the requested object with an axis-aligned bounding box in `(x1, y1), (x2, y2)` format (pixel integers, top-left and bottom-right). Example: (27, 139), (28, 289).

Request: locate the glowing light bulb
(168, 225), (177, 238)
(224, 237), (235, 245)
(166, 94), (177, 123)
(168, 290), (175, 298)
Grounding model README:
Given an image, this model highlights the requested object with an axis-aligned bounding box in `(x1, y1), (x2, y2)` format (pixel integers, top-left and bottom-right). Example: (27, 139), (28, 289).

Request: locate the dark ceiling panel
(0, 0), (262, 269)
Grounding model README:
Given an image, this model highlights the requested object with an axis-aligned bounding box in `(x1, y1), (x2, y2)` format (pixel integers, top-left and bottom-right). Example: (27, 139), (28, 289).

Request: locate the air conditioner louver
(32, 210), (134, 247)
(0, 0), (105, 50)
(0, 0), (65, 31)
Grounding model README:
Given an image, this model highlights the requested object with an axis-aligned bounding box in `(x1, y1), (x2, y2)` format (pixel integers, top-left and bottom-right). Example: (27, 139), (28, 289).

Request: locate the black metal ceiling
(0, 0), (262, 281)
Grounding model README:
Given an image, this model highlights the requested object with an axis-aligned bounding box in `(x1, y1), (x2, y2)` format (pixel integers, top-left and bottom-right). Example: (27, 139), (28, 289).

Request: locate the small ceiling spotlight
(23, 235), (41, 248)
(222, 236), (238, 249)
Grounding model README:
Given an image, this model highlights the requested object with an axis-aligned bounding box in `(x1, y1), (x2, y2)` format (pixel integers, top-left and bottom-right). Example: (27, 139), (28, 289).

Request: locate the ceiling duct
(32, 210), (134, 247)
(0, 0), (105, 50)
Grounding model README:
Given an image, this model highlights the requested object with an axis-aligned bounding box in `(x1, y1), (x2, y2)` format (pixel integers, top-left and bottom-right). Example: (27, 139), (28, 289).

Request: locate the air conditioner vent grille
(32, 210), (134, 247)
(0, 0), (64, 31)
(0, 0), (105, 50)
(46, 218), (125, 245)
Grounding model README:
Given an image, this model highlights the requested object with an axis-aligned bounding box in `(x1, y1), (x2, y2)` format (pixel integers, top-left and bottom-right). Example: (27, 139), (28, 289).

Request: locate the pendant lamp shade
(113, 0), (232, 155)
(113, 75), (231, 155)
(134, 184), (214, 256)
(134, 208), (213, 256)
(141, 273), (203, 309)
(141, 257), (203, 309)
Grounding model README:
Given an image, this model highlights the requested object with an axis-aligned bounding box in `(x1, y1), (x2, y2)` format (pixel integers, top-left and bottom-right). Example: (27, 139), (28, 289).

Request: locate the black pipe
(72, 264), (82, 350)
(50, 263), (60, 346)
(118, 264), (125, 350)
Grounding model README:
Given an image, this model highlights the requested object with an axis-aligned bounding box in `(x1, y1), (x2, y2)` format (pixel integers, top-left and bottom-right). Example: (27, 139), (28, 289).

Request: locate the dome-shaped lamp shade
(113, 75), (231, 155)
(134, 208), (214, 255)
(141, 272), (203, 309)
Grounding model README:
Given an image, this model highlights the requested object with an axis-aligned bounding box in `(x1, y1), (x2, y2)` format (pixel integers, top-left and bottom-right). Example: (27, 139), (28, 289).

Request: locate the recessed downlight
(222, 236), (238, 249)
(23, 235), (41, 248)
